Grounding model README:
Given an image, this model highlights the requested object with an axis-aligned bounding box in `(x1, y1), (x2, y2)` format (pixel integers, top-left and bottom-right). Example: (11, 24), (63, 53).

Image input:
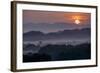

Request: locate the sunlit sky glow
(23, 10), (91, 33)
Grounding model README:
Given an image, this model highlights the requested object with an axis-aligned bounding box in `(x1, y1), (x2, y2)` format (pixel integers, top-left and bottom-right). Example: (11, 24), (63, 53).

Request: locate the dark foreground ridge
(23, 43), (91, 62)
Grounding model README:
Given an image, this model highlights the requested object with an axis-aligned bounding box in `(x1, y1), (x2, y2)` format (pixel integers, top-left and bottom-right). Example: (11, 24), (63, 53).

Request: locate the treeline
(23, 43), (91, 62)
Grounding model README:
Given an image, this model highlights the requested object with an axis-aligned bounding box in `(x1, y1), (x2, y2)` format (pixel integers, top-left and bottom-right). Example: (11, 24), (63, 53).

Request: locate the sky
(23, 10), (91, 33)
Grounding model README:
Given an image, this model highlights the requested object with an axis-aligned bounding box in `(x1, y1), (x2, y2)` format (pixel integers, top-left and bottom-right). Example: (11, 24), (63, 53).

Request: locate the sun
(72, 16), (81, 25)
(75, 19), (80, 24)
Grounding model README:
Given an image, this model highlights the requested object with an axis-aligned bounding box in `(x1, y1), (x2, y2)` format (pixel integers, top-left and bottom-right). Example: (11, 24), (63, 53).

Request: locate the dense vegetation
(23, 43), (91, 62)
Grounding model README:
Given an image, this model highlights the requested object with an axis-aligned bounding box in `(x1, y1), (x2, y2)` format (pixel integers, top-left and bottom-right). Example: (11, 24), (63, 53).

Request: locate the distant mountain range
(23, 28), (91, 41)
(23, 22), (90, 33)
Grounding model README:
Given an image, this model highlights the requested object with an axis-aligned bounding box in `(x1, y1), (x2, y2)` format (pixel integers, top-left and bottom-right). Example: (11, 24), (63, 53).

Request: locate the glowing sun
(75, 19), (80, 24)
(72, 16), (81, 25)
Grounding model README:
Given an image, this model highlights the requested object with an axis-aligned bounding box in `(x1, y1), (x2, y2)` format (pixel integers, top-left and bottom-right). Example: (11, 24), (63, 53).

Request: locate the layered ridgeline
(23, 28), (90, 41)
(23, 28), (91, 62)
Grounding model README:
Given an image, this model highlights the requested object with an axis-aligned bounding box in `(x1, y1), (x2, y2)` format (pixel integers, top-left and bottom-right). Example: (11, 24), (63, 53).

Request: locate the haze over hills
(23, 28), (90, 41)
(23, 22), (90, 33)
(23, 11), (91, 62)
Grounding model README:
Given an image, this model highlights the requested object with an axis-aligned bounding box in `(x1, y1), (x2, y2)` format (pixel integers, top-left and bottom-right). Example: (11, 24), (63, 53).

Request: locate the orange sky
(23, 10), (91, 33)
(23, 10), (91, 25)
